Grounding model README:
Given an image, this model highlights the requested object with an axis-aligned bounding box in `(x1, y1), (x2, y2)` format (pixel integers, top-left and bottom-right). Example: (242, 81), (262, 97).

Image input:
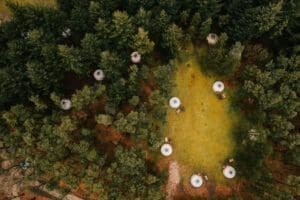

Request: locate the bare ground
(166, 160), (180, 200)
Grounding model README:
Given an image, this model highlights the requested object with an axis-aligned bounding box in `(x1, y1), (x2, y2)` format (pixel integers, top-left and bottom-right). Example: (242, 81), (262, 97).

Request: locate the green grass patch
(164, 50), (238, 182)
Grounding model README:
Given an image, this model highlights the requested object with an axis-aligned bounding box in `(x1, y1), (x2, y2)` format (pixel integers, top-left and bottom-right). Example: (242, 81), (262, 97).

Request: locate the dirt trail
(166, 161), (180, 200)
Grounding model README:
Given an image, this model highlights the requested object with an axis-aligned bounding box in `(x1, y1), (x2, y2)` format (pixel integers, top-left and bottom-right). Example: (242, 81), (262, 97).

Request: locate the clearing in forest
(0, 0), (56, 17)
(165, 54), (237, 182)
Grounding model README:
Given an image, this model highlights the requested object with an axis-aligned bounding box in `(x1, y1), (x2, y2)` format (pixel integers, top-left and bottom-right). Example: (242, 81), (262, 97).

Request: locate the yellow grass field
(0, 0), (56, 17)
(164, 54), (237, 182)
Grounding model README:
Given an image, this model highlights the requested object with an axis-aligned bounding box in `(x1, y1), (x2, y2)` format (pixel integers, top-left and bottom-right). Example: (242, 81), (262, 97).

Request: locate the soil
(267, 156), (300, 187)
(140, 80), (153, 99)
(166, 161), (181, 200)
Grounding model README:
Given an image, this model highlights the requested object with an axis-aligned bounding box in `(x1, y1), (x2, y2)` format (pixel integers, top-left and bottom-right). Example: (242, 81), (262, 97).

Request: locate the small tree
(162, 24), (184, 57)
(71, 84), (105, 111)
(95, 114), (113, 126)
(134, 8), (152, 30)
(114, 111), (139, 134)
(58, 45), (88, 75)
(149, 90), (167, 123)
(110, 11), (134, 50)
(154, 63), (175, 98)
(131, 27), (154, 54)
(29, 95), (47, 111)
(188, 12), (201, 40)
(199, 17), (212, 38)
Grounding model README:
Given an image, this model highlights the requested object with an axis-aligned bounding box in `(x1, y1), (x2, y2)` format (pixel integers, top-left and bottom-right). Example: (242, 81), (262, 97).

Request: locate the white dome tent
(160, 143), (173, 157)
(190, 174), (203, 188)
(223, 165), (236, 179)
(93, 69), (105, 81)
(206, 33), (218, 45)
(60, 99), (72, 110)
(169, 97), (181, 109)
(131, 51), (141, 63)
(212, 81), (225, 93)
(62, 28), (71, 38)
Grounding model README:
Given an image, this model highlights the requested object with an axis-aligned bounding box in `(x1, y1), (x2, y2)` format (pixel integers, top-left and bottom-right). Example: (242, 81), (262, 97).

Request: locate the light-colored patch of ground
(165, 55), (237, 182)
(166, 161), (180, 200)
(0, 0), (56, 19)
(0, 167), (23, 198)
(1, 0), (56, 7)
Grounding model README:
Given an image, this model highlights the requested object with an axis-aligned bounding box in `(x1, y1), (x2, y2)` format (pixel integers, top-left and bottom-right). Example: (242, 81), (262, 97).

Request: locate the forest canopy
(0, 0), (299, 199)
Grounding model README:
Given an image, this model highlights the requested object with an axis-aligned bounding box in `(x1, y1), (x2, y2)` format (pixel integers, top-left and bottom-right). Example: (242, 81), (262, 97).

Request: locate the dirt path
(166, 161), (180, 200)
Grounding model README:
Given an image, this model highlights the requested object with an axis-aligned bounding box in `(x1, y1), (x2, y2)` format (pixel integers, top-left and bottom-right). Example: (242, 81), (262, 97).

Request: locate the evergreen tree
(130, 27), (154, 54)
(199, 17), (212, 38)
(162, 23), (184, 57)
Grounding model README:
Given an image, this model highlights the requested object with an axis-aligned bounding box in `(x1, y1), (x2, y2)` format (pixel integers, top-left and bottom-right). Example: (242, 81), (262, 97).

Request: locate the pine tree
(131, 27), (154, 54)
(199, 17), (212, 38)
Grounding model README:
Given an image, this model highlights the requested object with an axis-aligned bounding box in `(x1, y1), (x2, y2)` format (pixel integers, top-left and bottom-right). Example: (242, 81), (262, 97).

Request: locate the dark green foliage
(249, 174), (295, 200)
(95, 114), (113, 126)
(98, 51), (125, 81)
(110, 11), (135, 51)
(236, 54), (300, 199)
(106, 146), (164, 199)
(114, 111), (139, 134)
(134, 8), (152, 30)
(68, 1), (93, 38)
(286, 147), (300, 166)
(149, 90), (167, 123)
(222, 0), (290, 41)
(195, 0), (222, 19)
(204, 33), (244, 76)
(239, 56), (299, 143)
(199, 17), (212, 38)
(154, 63), (176, 98)
(151, 10), (171, 35)
(243, 44), (271, 66)
(0, 102), (107, 192)
(80, 33), (103, 66)
(0, 0), (299, 199)
(130, 27), (154, 54)
(187, 12), (201, 40)
(162, 23), (184, 57)
(0, 67), (30, 108)
(6, 1), (66, 41)
(71, 84), (105, 110)
(129, 96), (140, 107)
(58, 45), (88, 75)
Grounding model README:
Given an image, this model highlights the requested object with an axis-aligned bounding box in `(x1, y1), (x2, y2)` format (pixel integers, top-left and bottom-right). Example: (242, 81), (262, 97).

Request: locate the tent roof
(61, 99), (72, 110)
(212, 81), (225, 92)
(160, 143), (173, 156)
(93, 69), (105, 81)
(131, 51), (141, 63)
(190, 174), (203, 188)
(223, 165), (236, 179)
(169, 97), (181, 109)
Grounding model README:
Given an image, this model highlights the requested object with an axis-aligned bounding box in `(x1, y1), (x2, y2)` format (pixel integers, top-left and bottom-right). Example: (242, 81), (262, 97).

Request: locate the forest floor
(164, 49), (238, 183)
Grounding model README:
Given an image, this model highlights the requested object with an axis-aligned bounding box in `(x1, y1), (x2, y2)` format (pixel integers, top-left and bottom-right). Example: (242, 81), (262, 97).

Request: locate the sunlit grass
(14, 0), (56, 6)
(0, 0), (56, 17)
(165, 50), (238, 182)
(0, 0), (9, 17)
